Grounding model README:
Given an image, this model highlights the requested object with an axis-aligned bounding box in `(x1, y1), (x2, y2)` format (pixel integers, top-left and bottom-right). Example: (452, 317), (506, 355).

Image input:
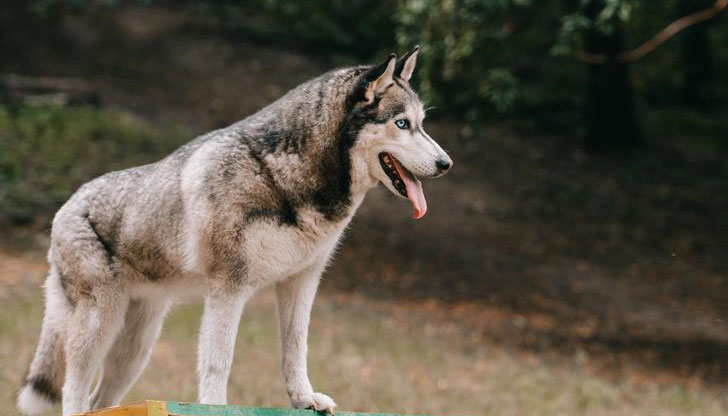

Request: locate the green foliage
(185, 0), (396, 57)
(552, 0), (634, 57)
(551, 13), (592, 57)
(12, 0), (727, 141)
(181, 0), (725, 125)
(395, 0), (523, 116)
(0, 104), (189, 224)
(594, 0), (633, 30)
(185, 0), (528, 117)
(483, 68), (519, 113)
(23, 0), (151, 17)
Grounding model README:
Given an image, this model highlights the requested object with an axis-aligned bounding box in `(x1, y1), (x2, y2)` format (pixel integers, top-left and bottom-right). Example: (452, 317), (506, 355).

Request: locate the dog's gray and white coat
(17, 47), (452, 416)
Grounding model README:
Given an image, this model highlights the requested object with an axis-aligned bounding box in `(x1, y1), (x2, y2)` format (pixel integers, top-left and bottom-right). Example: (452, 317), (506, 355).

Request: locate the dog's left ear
(395, 45), (419, 82)
(364, 53), (396, 102)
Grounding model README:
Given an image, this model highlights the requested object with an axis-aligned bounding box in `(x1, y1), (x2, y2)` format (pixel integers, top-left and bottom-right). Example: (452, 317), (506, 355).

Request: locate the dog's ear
(395, 45), (419, 82)
(364, 53), (396, 102)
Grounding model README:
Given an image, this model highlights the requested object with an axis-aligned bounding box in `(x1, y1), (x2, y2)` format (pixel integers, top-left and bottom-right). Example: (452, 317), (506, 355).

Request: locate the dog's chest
(242, 207), (352, 281)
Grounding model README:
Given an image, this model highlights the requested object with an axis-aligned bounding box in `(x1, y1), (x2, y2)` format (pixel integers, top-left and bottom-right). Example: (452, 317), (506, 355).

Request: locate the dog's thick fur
(18, 47), (451, 415)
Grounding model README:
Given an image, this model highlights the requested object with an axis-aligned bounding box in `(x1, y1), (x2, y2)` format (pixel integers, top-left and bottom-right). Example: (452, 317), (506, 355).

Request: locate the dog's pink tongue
(393, 159), (428, 219)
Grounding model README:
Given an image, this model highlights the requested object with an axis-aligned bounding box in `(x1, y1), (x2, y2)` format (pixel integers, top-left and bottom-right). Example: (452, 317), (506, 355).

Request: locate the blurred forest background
(1, 1), (727, 415)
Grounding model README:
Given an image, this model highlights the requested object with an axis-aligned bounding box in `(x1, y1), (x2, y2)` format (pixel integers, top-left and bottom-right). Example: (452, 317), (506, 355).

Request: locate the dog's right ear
(363, 54), (396, 103)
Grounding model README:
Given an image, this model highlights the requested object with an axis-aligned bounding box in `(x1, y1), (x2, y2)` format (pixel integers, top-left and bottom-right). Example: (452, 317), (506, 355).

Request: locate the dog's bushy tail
(18, 272), (67, 415)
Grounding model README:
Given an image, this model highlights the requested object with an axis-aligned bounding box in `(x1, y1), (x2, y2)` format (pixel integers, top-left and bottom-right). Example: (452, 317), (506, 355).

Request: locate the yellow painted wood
(73, 401), (149, 416)
(146, 400), (168, 416)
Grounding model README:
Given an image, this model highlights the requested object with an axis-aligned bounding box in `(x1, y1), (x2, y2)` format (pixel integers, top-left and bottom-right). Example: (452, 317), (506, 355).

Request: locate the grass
(0, 104), (190, 224)
(1, 255), (727, 416)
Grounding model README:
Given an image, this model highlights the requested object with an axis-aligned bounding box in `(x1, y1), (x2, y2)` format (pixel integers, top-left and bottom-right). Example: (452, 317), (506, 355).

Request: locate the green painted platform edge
(165, 402), (428, 416)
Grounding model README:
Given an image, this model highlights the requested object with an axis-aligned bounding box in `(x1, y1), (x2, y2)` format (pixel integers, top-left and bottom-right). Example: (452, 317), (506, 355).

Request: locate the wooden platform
(75, 401), (421, 416)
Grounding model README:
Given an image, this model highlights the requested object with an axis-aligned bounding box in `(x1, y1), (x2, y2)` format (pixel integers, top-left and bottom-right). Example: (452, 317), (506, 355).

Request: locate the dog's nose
(435, 158), (452, 172)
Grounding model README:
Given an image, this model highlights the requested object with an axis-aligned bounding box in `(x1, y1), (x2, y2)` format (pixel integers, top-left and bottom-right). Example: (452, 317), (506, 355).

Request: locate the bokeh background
(1, 1), (727, 415)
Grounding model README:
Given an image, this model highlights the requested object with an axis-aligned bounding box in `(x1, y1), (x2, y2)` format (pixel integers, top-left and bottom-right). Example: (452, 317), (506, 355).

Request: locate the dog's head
(349, 47), (452, 219)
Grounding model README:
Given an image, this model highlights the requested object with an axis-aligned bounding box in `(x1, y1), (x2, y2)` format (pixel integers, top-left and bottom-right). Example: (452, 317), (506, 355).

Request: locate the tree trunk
(583, 1), (641, 151)
(679, 0), (714, 106)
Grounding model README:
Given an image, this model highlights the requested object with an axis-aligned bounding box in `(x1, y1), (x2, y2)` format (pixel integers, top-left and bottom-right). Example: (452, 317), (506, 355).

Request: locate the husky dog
(18, 46), (452, 416)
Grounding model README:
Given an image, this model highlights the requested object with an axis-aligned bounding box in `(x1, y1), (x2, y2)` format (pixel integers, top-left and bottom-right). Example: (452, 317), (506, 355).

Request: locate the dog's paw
(291, 391), (337, 414)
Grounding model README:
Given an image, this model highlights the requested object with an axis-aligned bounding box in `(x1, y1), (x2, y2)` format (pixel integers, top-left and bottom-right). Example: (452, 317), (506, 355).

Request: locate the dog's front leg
(197, 284), (254, 404)
(275, 260), (336, 414)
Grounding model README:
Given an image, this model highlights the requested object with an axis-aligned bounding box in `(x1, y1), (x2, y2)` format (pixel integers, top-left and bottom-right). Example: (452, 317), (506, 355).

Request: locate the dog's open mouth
(378, 152), (428, 219)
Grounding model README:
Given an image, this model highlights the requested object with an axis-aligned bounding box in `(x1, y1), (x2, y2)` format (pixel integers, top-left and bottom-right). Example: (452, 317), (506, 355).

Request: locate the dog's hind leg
(89, 298), (170, 410)
(275, 258), (336, 413)
(197, 283), (255, 405)
(52, 213), (130, 415)
(61, 284), (128, 415)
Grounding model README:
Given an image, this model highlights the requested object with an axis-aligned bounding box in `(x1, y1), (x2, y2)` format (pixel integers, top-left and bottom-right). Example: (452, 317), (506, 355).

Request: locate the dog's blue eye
(395, 119), (410, 129)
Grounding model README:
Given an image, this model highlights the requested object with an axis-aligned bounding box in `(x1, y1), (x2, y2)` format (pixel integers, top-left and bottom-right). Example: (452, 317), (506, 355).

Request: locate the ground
(1, 245), (727, 416)
(1, 6), (727, 416)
